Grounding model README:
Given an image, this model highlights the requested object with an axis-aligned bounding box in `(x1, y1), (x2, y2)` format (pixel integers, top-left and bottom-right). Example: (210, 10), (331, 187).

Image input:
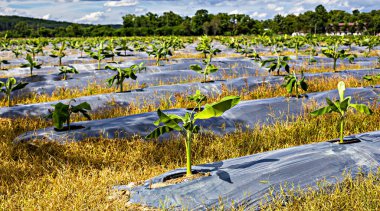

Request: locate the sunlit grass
(0, 100), (379, 210)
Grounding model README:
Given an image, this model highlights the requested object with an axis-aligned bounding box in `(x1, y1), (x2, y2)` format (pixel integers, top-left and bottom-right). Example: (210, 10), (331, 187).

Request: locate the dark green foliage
(47, 100), (91, 130)
(0, 77), (28, 107)
(2, 4), (379, 37)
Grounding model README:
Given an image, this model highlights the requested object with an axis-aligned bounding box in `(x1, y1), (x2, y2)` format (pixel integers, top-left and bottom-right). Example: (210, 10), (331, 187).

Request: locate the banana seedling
(0, 77), (28, 107)
(146, 94), (240, 176)
(248, 38), (261, 62)
(282, 71), (308, 97)
(305, 34), (319, 65)
(195, 35), (213, 59)
(69, 40), (87, 58)
(105, 62), (146, 92)
(49, 42), (66, 66)
(363, 74), (380, 87)
(86, 41), (111, 70)
(147, 41), (172, 66)
(187, 90), (207, 111)
(190, 48), (220, 83)
(116, 38), (133, 56)
(105, 39), (117, 63)
(359, 36), (379, 57)
(239, 38), (253, 57)
(321, 45), (356, 71)
(286, 36), (305, 60)
(11, 46), (23, 59)
(26, 45), (43, 60)
(59, 66), (78, 80)
(311, 81), (373, 144)
(20, 54), (42, 77)
(47, 99), (91, 131)
(261, 55), (290, 76)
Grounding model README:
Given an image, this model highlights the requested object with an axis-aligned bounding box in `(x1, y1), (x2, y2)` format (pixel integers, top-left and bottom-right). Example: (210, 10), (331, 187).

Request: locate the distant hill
(0, 15), (122, 31)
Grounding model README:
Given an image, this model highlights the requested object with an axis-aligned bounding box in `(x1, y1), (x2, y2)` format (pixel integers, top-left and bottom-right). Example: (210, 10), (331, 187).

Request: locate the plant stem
(185, 131), (192, 176)
(333, 59), (337, 71)
(340, 118), (344, 143)
(67, 116), (71, 131)
(7, 94), (10, 107)
(98, 60), (101, 70)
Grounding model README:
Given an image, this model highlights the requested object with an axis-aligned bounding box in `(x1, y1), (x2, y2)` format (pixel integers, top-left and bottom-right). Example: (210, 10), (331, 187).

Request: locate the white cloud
(134, 7), (147, 14)
(76, 11), (105, 23)
(251, 11), (267, 19)
(267, 4), (276, 10)
(42, 13), (51, 20)
(228, 9), (240, 15)
(104, 0), (138, 7)
(0, 7), (27, 16)
(289, 7), (305, 15)
(275, 7), (284, 12)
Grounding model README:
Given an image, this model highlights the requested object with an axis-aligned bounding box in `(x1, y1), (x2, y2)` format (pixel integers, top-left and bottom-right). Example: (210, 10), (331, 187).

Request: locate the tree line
(1, 5), (380, 37)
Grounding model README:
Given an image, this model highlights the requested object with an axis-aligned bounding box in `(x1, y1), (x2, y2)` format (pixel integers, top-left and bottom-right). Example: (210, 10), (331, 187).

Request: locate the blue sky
(0, 0), (378, 24)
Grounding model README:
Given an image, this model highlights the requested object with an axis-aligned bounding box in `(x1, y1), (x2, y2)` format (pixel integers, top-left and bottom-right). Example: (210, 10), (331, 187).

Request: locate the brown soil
(150, 172), (211, 189)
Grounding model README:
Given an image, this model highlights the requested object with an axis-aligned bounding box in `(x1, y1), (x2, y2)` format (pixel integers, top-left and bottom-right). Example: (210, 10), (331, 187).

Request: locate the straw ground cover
(0, 97), (379, 210)
(0, 62), (375, 107)
(0, 74), (378, 209)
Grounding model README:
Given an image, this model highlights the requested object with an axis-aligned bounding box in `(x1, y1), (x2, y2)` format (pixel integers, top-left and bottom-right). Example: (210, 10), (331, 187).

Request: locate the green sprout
(49, 42), (66, 66)
(105, 62), (146, 92)
(146, 94), (240, 176)
(0, 77), (28, 107)
(282, 71), (308, 97)
(20, 54), (42, 77)
(59, 66), (79, 80)
(47, 99), (91, 131)
(311, 81), (373, 143)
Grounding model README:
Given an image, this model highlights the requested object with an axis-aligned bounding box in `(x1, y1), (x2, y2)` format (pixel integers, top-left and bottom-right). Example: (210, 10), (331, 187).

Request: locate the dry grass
(1, 44), (380, 209)
(1, 103), (380, 210)
(1, 63), (375, 107)
(0, 73), (379, 209)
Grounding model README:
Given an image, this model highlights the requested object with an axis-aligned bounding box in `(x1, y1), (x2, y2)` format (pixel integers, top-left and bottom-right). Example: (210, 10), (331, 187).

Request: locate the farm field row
(1, 35), (380, 210)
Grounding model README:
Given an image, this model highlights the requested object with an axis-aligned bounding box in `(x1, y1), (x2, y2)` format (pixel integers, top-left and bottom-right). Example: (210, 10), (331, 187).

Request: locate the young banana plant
(147, 41), (172, 66)
(286, 36), (306, 60)
(47, 99), (91, 131)
(321, 44), (357, 71)
(116, 38), (133, 56)
(146, 94), (240, 176)
(26, 45), (43, 60)
(305, 34), (319, 65)
(261, 54), (290, 76)
(105, 62), (146, 92)
(59, 66), (78, 80)
(0, 77), (28, 107)
(49, 42), (66, 66)
(187, 90), (207, 111)
(190, 48), (220, 83)
(282, 71), (308, 97)
(11, 46), (23, 59)
(105, 39), (117, 63)
(20, 54), (42, 77)
(247, 38), (261, 62)
(195, 35), (213, 59)
(86, 41), (110, 70)
(359, 36), (379, 57)
(311, 81), (373, 143)
(239, 38), (253, 57)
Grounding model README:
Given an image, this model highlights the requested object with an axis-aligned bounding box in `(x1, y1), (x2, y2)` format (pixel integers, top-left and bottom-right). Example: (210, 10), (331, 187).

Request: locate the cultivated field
(1, 35), (380, 210)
